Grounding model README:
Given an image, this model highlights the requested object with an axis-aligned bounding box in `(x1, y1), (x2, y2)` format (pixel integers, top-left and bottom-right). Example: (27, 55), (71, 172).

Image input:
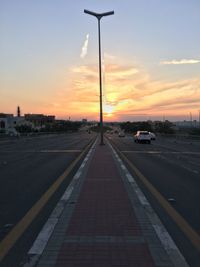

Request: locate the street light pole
(84, 9), (114, 145)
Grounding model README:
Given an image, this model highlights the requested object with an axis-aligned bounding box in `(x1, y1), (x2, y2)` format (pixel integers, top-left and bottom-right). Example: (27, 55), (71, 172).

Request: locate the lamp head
(84, 9), (114, 19)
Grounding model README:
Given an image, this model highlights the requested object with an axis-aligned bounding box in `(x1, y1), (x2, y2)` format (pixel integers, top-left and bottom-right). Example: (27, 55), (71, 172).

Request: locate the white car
(118, 131), (125, 137)
(134, 131), (151, 144)
(149, 132), (156, 140)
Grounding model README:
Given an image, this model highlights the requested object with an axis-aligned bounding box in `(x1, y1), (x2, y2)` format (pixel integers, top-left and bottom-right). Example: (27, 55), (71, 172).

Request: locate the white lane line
(83, 158), (88, 164)
(27, 139), (97, 258)
(1, 150), (82, 153)
(126, 173), (134, 183)
(40, 150), (82, 153)
(121, 164), (126, 171)
(61, 186), (74, 201)
(108, 141), (189, 267)
(28, 218), (58, 255)
(79, 164), (85, 170)
(74, 171), (81, 180)
(188, 160), (200, 168)
(122, 150), (200, 155)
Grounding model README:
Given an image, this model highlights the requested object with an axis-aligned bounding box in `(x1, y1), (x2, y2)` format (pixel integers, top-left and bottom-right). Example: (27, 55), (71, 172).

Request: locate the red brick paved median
(55, 145), (155, 266)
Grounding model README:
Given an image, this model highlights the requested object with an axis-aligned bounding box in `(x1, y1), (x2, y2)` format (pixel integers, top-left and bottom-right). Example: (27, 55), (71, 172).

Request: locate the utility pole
(84, 9), (114, 145)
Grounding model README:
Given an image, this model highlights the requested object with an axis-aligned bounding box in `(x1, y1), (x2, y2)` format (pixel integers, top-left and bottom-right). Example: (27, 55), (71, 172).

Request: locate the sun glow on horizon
(1, 59), (199, 122)
(59, 59), (200, 119)
(44, 59), (200, 121)
(103, 103), (115, 118)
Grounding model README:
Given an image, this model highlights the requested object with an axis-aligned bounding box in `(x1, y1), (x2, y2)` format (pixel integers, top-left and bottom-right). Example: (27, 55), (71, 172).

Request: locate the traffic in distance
(0, 128), (200, 266)
(115, 129), (156, 143)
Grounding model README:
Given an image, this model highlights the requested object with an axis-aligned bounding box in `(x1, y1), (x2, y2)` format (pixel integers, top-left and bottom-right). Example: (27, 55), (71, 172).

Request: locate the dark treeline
(90, 123), (112, 133)
(15, 121), (81, 133)
(120, 121), (175, 134)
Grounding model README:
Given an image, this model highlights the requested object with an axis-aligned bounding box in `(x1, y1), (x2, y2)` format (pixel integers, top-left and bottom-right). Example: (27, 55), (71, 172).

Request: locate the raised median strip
(35, 137), (173, 267)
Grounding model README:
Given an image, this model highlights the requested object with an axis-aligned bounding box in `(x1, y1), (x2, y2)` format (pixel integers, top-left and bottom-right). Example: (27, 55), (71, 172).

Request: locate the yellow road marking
(111, 141), (200, 252)
(0, 138), (95, 262)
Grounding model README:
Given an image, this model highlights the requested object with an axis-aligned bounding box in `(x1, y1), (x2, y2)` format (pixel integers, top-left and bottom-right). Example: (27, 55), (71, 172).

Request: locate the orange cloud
(50, 61), (200, 121)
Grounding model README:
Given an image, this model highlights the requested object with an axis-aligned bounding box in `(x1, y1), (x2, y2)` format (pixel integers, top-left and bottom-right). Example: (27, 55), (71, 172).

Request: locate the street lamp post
(84, 9), (114, 145)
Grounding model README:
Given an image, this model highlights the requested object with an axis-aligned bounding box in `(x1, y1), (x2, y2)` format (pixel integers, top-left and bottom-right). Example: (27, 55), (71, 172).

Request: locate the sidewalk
(34, 138), (182, 266)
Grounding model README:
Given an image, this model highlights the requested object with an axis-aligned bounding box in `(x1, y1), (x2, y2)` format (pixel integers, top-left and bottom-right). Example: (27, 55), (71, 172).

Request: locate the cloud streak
(80, 34), (89, 58)
(160, 59), (200, 65)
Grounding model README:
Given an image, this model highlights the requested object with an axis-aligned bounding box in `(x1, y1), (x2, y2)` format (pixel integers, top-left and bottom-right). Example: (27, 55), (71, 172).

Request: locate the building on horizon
(24, 114), (55, 127)
(0, 113), (14, 130)
(0, 113), (31, 133)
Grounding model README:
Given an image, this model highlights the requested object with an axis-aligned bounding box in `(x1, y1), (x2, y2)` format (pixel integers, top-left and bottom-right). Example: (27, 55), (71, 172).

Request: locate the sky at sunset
(0, 0), (200, 121)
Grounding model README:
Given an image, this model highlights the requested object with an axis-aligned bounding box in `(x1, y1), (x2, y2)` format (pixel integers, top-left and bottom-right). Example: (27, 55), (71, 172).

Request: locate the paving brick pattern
(56, 244), (155, 267)
(55, 145), (155, 266)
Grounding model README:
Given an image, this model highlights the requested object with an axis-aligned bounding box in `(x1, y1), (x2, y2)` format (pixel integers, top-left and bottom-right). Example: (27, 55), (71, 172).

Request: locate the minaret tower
(17, 106), (21, 117)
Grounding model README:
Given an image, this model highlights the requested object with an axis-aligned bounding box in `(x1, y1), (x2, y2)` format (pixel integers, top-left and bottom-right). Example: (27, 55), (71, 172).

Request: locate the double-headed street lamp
(84, 9), (114, 145)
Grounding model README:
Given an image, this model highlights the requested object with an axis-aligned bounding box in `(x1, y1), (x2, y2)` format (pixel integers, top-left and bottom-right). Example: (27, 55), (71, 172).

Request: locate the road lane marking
(0, 138), (95, 262)
(126, 173), (134, 183)
(107, 139), (189, 266)
(0, 150), (82, 153)
(121, 164), (126, 170)
(124, 154), (200, 251)
(111, 141), (200, 252)
(122, 150), (200, 155)
(40, 150), (82, 153)
(74, 171), (82, 180)
(23, 139), (97, 266)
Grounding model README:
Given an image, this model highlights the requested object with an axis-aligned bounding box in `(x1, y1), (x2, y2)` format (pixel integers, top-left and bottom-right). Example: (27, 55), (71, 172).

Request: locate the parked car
(149, 132), (156, 140)
(134, 131), (151, 144)
(118, 131), (125, 137)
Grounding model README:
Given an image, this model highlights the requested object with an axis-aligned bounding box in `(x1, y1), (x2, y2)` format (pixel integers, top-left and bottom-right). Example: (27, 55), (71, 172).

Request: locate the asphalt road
(0, 132), (96, 266)
(108, 133), (200, 266)
(0, 132), (200, 266)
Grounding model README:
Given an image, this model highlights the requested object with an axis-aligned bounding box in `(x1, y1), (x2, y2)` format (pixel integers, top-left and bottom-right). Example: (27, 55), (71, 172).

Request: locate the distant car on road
(134, 131), (151, 144)
(6, 128), (20, 137)
(149, 132), (156, 140)
(118, 131), (125, 137)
